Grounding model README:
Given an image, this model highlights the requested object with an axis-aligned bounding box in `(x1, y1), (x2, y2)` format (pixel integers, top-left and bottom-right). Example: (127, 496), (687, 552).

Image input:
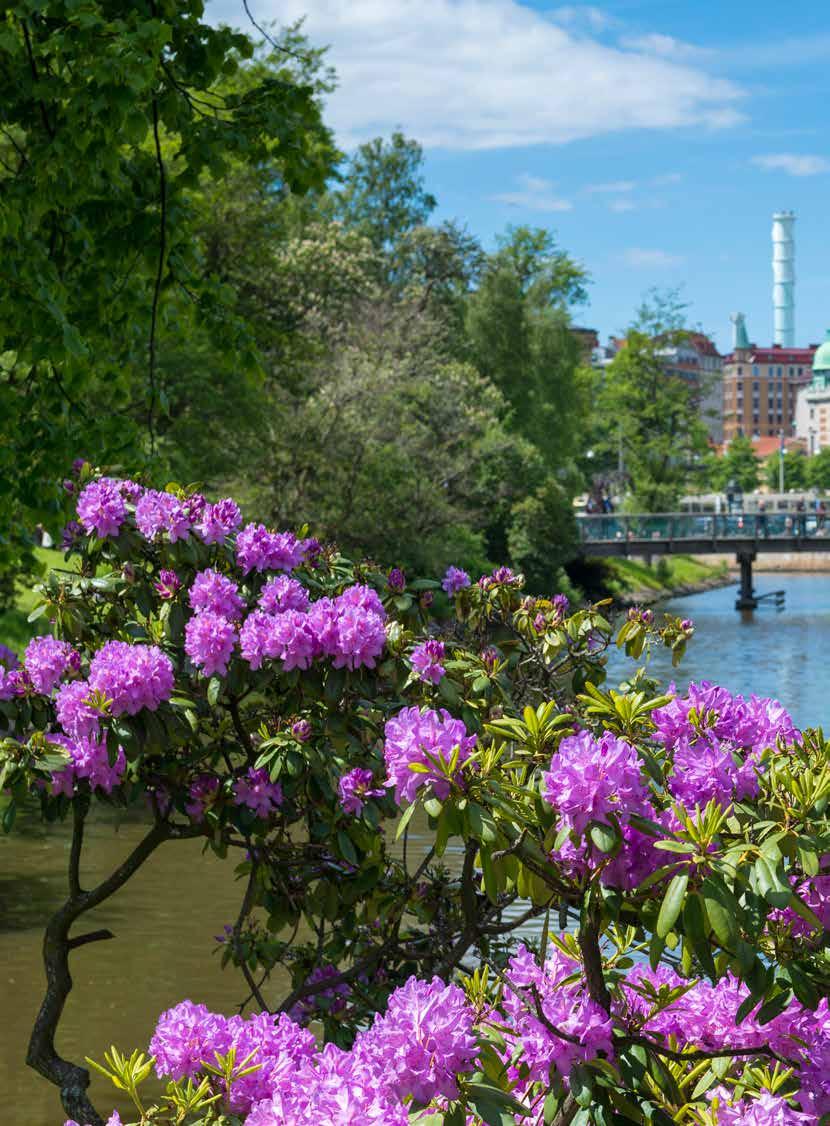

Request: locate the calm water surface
(5, 572), (830, 1122)
(614, 572), (830, 729)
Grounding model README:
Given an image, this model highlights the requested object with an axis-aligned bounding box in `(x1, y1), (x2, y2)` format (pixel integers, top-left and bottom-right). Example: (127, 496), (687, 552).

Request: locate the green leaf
(207, 677), (222, 707)
(701, 877), (739, 948)
(337, 830), (358, 866)
(395, 801), (417, 840)
(656, 871), (688, 939)
(466, 1081), (530, 1123)
(683, 893), (715, 979)
(588, 821), (618, 854)
(757, 989), (792, 1025)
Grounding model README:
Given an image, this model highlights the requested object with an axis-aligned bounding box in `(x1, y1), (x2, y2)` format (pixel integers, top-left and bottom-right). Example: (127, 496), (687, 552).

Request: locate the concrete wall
(688, 552), (830, 573)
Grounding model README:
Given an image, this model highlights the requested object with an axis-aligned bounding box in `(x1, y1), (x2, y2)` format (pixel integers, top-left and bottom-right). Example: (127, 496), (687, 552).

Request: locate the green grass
(600, 554), (728, 598)
(0, 547), (67, 655)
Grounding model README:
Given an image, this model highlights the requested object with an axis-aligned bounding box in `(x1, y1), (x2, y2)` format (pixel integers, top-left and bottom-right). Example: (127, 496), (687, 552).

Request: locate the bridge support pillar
(735, 551), (757, 611)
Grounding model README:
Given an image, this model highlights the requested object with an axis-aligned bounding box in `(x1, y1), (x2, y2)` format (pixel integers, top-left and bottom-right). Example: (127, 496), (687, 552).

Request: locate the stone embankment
(694, 552), (830, 573)
(613, 571), (735, 610)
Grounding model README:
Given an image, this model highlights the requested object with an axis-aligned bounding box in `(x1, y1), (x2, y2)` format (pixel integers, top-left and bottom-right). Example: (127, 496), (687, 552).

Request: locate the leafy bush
(3, 472), (828, 1126)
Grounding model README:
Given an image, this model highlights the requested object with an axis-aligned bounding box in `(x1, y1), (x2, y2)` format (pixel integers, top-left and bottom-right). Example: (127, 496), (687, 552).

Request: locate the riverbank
(694, 551), (830, 573)
(572, 553), (734, 609)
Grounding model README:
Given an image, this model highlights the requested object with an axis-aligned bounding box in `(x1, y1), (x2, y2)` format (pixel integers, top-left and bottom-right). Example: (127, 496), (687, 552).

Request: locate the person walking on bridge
(758, 500), (768, 539)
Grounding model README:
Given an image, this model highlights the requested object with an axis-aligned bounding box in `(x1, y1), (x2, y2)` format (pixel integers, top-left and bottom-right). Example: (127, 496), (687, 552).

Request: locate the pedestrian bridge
(576, 512), (830, 609)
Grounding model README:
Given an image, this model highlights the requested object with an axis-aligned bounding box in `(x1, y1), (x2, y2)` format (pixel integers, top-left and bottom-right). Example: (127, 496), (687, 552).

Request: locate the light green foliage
(806, 446), (830, 491)
(764, 448), (809, 491)
(465, 226), (592, 471)
(706, 434), (760, 493)
(331, 130), (437, 253)
(0, 3), (334, 583)
(595, 293), (712, 512)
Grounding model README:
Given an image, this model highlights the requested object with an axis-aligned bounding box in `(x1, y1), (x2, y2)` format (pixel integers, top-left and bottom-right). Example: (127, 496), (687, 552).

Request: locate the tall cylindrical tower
(772, 211), (795, 347)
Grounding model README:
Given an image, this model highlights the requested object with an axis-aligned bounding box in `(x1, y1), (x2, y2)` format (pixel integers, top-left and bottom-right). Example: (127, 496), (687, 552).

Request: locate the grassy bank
(0, 547), (65, 654)
(570, 553), (731, 605)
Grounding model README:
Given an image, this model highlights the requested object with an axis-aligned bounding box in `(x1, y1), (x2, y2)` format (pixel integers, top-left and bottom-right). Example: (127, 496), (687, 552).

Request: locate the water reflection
(609, 573), (830, 728)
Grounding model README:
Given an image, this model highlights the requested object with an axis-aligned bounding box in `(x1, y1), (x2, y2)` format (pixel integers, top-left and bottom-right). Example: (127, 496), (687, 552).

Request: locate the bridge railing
(577, 511), (830, 543)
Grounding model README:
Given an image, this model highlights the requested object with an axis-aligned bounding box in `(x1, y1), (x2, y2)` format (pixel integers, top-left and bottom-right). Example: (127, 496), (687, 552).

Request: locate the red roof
(723, 345), (815, 365)
(686, 332), (721, 357)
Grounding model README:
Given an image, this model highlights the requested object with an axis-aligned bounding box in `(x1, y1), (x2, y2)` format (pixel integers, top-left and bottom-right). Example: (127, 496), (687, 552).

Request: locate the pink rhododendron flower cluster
(441, 565), (470, 596)
(410, 639), (446, 684)
(87, 641), (174, 715)
(23, 636), (79, 695)
(240, 584), (386, 674)
(185, 611), (238, 677)
(50, 734), (125, 795)
(76, 477), (130, 538)
(287, 964), (351, 1025)
(258, 575), (310, 614)
(338, 767), (385, 815)
(711, 1087), (813, 1124)
(652, 682), (799, 810)
(621, 965), (830, 1113)
(154, 569), (181, 599)
(185, 774), (220, 820)
(503, 942), (613, 1086)
(55, 680), (103, 739)
(383, 706), (476, 805)
(355, 976), (477, 1104)
(136, 489), (204, 542)
(196, 498), (242, 545)
(188, 569), (245, 620)
(542, 730), (650, 836)
(236, 524), (305, 574)
(233, 767), (283, 819)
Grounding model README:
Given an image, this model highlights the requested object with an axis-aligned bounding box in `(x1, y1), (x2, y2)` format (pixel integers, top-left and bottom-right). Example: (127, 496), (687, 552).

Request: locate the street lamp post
(779, 431), (785, 493)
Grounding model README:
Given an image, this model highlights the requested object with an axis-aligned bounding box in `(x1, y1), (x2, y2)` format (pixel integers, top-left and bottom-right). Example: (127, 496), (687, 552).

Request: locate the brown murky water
(1, 807), (256, 1124)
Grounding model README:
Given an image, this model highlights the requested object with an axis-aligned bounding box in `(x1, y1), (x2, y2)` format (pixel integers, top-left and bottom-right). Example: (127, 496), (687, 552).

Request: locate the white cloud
(491, 173), (572, 212)
(609, 199), (635, 212)
(621, 33), (711, 62)
(623, 248), (684, 268)
(587, 180), (636, 193)
(208, 0), (745, 151)
(652, 171), (683, 185)
(752, 153), (830, 177)
(549, 6), (612, 32)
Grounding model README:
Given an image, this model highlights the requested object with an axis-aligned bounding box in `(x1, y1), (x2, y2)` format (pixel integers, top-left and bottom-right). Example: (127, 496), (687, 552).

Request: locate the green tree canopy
(707, 434), (761, 493)
(465, 226), (591, 470)
(331, 130), (437, 253)
(0, 3), (335, 592)
(764, 448), (809, 491)
(595, 294), (711, 511)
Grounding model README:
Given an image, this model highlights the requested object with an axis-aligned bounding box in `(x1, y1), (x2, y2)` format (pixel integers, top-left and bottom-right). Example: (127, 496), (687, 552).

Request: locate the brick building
(722, 342), (816, 442)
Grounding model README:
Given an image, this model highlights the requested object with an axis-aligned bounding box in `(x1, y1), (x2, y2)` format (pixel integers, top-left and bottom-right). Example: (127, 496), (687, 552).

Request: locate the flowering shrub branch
(2, 467), (828, 1124)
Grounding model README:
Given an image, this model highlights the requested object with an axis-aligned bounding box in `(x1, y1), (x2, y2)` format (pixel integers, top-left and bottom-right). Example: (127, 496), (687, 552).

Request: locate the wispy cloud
(208, 0), (745, 151)
(549, 6), (613, 33)
(609, 199), (636, 213)
(587, 180), (636, 193)
(621, 33), (711, 62)
(623, 248), (684, 269)
(491, 173), (572, 212)
(652, 171), (683, 186)
(752, 153), (830, 177)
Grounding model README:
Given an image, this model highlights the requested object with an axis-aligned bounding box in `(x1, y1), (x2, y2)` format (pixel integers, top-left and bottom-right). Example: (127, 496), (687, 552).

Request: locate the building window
(752, 365), (759, 376)
(753, 380), (759, 391)
(737, 366), (743, 375)
(777, 366), (783, 377)
(798, 367), (803, 375)
(789, 367), (794, 376)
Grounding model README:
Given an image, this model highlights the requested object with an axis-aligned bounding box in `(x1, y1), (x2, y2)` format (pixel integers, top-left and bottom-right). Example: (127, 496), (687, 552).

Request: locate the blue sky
(209, 0), (830, 351)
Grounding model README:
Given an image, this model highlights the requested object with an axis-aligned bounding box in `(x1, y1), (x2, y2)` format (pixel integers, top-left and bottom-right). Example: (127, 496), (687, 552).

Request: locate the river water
(4, 573), (830, 1123)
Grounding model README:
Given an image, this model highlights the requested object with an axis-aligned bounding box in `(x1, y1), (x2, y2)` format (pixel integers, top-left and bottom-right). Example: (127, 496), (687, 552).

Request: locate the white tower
(772, 211), (795, 347)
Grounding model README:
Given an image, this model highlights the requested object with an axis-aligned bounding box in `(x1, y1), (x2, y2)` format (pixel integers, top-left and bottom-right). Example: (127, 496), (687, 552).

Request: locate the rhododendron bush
(2, 469), (830, 1125)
